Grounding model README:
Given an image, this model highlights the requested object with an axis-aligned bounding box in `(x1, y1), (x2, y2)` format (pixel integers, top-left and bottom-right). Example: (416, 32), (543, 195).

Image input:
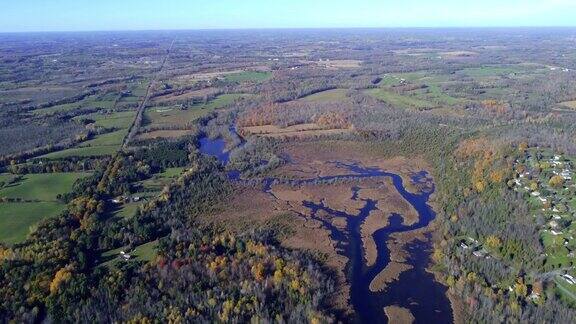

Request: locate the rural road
(122, 39), (175, 148)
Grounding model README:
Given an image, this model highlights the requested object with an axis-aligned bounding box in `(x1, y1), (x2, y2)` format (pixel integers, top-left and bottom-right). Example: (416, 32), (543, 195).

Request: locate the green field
(364, 88), (432, 110)
(118, 81), (149, 105)
(41, 110), (135, 159)
(79, 129), (128, 147)
(0, 202), (64, 244)
(145, 94), (246, 128)
(100, 240), (159, 267)
(0, 172), (88, 244)
(75, 110), (136, 129)
(224, 71), (271, 83)
(39, 145), (119, 159)
(555, 276), (576, 303)
(0, 172), (89, 201)
(458, 65), (544, 79)
(113, 167), (185, 218)
(33, 95), (118, 116)
(300, 89), (349, 102)
(138, 167), (185, 191)
(132, 240), (159, 261)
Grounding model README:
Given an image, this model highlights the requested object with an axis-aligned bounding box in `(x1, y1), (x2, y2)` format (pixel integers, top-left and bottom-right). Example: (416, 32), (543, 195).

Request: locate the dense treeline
(0, 134), (334, 322)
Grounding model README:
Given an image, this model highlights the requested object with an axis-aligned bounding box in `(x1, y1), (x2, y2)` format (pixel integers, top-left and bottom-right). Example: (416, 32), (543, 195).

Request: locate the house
(529, 292), (541, 301)
(473, 249), (488, 258)
(531, 191), (541, 197)
(119, 251), (131, 261)
(549, 220), (559, 228)
(460, 242), (470, 249)
(562, 274), (576, 285)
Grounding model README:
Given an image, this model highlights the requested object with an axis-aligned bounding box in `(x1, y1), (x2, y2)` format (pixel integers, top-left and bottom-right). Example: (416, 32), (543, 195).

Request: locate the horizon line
(2, 25), (576, 34)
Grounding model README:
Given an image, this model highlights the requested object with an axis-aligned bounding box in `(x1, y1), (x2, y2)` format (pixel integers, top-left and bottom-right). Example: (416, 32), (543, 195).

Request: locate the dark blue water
(199, 137), (453, 323)
(199, 137), (230, 162)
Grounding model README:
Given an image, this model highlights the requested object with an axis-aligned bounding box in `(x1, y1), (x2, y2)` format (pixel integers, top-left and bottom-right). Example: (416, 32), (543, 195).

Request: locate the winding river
(199, 136), (453, 323)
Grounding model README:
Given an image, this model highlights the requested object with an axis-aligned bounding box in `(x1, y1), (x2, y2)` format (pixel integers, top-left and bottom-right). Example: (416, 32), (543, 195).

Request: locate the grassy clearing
(224, 71), (271, 83)
(0, 172), (89, 201)
(458, 65), (541, 79)
(145, 94), (246, 128)
(75, 110), (136, 129)
(114, 202), (141, 218)
(132, 240), (159, 261)
(112, 167), (184, 218)
(79, 129), (128, 147)
(0, 172), (87, 244)
(136, 130), (192, 140)
(33, 95), (118, 116)
(100, 240), (160, 267)
(364, 88), (432, 110)
(39, 145), (119, 159)
(555, 276), (576, 303)
(300, 89), (349, 102)
(42, 110), (135, 159)
(0, 202), (64, 244)
(139, 167), (184, 191)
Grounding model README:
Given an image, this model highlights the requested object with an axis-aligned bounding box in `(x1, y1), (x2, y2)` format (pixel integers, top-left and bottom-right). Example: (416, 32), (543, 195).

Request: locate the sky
(1, 0), (575, 32)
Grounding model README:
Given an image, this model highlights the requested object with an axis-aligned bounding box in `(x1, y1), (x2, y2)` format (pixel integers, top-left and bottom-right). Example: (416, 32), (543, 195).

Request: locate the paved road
(122, 39), (174, 149)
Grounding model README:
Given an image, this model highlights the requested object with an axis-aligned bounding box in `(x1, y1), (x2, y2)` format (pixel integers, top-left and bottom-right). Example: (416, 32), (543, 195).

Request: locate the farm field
(223, 71), (271, 83)
(0, 172), (88, 244)
(0, 202), (64, 244)
(364, 88), (432, 110)
(39, 111), (136, 159)
(32, 94), (118, 116)
(38, 145), (118, 159)
(0, 172), (89, 201)
(76, 110), (136, 129)
(144, 93), (247, 129)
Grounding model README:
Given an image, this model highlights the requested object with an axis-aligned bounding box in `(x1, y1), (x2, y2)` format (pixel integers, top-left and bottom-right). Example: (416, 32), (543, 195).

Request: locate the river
(199, 136), (453, 323)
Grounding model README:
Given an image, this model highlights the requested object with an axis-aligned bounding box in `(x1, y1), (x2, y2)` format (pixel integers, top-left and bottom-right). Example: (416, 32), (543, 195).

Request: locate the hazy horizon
(2, 0), (576, 33)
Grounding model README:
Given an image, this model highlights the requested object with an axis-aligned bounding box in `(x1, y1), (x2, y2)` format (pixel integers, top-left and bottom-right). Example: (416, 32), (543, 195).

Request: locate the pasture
(144, 93), (246, 129)
(364, 88), (432, 110)
(42, 110), (135, 159)
(0, 172), (88, 244)
(224, 71), (271, 83)
(39, 145), (118, 159)
(0, 172), (89, 201)
(0, 202), (64, 244)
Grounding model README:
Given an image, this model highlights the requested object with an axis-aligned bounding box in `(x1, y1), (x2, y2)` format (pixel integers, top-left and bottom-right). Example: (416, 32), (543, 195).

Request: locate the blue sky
(1, 0), (575, 32)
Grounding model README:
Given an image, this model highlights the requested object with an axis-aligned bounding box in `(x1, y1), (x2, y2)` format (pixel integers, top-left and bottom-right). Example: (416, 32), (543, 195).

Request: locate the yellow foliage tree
(549, 175), (564, 188)
(251, 263), (265, 281)
(432, 248), (444, 263)
(514, 278), (528, 297)
(50, 267), (73, 294)
(486, 235), (502, 249)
